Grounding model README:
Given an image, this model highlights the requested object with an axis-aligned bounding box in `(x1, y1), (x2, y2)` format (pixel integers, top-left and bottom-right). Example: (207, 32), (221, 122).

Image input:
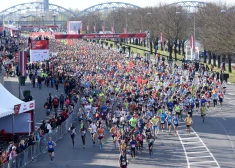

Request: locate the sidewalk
(3, 75), (65, 131)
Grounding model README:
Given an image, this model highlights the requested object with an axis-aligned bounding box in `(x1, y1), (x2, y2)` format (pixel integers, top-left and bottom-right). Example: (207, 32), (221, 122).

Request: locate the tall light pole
(125, 13), (131, 33)
(53, 13), (56, 26)
(41, 14), (44, 26)
(146, 13), (152, 49)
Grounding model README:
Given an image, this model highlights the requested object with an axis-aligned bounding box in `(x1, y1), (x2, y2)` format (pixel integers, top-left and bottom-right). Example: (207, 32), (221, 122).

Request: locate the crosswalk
(35, 107), (62, 129)
(177, 122), (220, 168)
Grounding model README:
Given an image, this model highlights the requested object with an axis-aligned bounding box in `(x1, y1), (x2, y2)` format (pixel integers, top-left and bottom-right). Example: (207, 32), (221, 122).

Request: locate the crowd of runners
(0, 34), (228, 166)
(37, 38), (227, 167)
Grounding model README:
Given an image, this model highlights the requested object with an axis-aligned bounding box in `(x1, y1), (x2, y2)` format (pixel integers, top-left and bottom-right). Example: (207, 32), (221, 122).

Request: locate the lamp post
(146, 13), (152, 49)
(176, 11), (196, 60)
(125, 13), (131, 33)
(41, 14), (44, 26)
(53, 13), (56, 26)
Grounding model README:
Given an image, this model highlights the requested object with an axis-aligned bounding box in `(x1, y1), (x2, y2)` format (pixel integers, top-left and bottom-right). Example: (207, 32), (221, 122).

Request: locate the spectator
(40, 120), (47, 133)
(28, 133), (36, 146)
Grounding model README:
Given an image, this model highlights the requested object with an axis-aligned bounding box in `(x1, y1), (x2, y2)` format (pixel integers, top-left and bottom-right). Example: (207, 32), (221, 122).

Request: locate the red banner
(19, 51), (27, 76)
(55, 33), (146, 39)
(21, 25), (58, 29)
(31, 40), (49, 50)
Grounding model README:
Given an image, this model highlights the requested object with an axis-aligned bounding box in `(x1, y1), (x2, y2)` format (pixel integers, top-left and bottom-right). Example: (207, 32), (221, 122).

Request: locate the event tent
(0, 83), (24, 118)
(0, 83), (35, 134)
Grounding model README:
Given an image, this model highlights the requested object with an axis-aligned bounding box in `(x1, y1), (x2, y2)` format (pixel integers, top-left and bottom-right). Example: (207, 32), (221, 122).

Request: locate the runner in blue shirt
(159, 112), (166, 132)
(173, 115), (179, 136)
(48, 137), (56, 163)
(129, 136), (137, 159)
(167, 101), (174, 114)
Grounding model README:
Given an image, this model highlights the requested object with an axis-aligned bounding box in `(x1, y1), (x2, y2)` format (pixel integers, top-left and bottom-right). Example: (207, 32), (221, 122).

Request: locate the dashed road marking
(177, 126), (220, 168)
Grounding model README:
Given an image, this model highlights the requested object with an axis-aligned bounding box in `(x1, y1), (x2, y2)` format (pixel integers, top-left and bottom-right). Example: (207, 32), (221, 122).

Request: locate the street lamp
(41, 13), (45, 26)
(53, 13), (57, 26)
(176, 11), (196, 60)
(125, 13), (131, 33)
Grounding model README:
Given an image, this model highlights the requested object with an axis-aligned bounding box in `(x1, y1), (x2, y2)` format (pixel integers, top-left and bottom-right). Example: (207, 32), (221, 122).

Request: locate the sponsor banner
(30, 49), (49, 62)
(14, 100), (35, 115)
(19, 51), (27, 76)
(31, 40), (49, 50)
(21, 25), (58, 29)
(55, 33), (146, 39)
(29, 32), (51, 38)
(67, 21), (82, 34)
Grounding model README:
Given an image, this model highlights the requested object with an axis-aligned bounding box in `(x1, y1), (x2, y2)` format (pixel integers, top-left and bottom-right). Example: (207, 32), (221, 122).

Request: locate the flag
(190, 35), (194, 49)
(111, 26), (114, 34)
(140, 30), (142, 33)
(93, 26), (96, 32)
(19, 51), (27, 76)
(160, 32), (164, 47)
(87, 25), (89, 31)
(102, 26), (105, 33)
(124, 28), (127, 34)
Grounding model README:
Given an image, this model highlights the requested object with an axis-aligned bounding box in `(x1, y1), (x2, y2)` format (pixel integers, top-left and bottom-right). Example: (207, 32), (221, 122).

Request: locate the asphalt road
(4, 75), (235, 168)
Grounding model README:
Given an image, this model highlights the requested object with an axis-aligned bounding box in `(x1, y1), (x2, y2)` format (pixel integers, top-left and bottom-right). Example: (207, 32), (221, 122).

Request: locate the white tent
(0, 83), (35, 134)
(0, 83), (24, 118)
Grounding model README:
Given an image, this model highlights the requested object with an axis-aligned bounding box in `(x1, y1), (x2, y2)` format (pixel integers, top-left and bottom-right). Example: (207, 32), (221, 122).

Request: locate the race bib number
(131, 144), (135, 148)
(49, 145), (52, 149)
(122, 161), (126, 165)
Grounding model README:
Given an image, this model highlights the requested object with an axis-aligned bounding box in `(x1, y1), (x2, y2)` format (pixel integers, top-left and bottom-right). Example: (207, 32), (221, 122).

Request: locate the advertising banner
(31, 40), (49, 50)
(67, 21), (82, 34)
(14, 100), (35, 115)
(30, 40), (49, 62)
(55, 33), (147, 39)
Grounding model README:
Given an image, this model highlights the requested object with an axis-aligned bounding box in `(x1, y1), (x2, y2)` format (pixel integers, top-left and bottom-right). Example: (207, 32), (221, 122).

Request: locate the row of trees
(70, 2), (235, 72)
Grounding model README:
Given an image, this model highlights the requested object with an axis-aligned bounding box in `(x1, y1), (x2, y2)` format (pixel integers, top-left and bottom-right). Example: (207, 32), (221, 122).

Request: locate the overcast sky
(1, 0), (234, 12)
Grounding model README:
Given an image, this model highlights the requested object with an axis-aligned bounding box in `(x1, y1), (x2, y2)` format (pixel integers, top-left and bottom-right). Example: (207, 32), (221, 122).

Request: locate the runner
(185, 114), (193, 135)
(166, 113), (173, 134)
(173, 115), (179, 136)
(47, 137), (56, 163)
(97, 125), (105, 150)
(110, 124), (118, 148)
(147, 133), (155, 158)
(129, 136), (137, 159)
(150, 115), (159, 137)
(81, 125), (87, 148)
(119, 150), (128, 168)
(89, 121), (97, 145)
(68, 124), (76, 147)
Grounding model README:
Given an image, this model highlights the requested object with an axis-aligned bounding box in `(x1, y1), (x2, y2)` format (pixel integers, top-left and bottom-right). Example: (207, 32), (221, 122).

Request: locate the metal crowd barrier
(1, 100), (80, 168)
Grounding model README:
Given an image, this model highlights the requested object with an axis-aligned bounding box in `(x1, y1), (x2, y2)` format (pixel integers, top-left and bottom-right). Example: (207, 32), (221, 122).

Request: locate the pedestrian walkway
(177, 122), (220, 168)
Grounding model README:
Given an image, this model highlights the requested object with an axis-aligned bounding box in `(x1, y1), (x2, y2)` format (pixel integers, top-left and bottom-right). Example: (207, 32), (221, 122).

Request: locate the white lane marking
(35, 123), (42, 125)
(187, 155), (213, 159)
(177, 127), (220, 168)
(181, 137), (198, 140)
(222, 118), (226, 120)
(182, 141), (202, 145)
(189, 160), (217, 165)
(186, 151), (209, 154)
(177, 132), (196, 135)
(178, 132), (190, 168)
(191, 127), (220, 168)
(184, 146), (205, 150)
